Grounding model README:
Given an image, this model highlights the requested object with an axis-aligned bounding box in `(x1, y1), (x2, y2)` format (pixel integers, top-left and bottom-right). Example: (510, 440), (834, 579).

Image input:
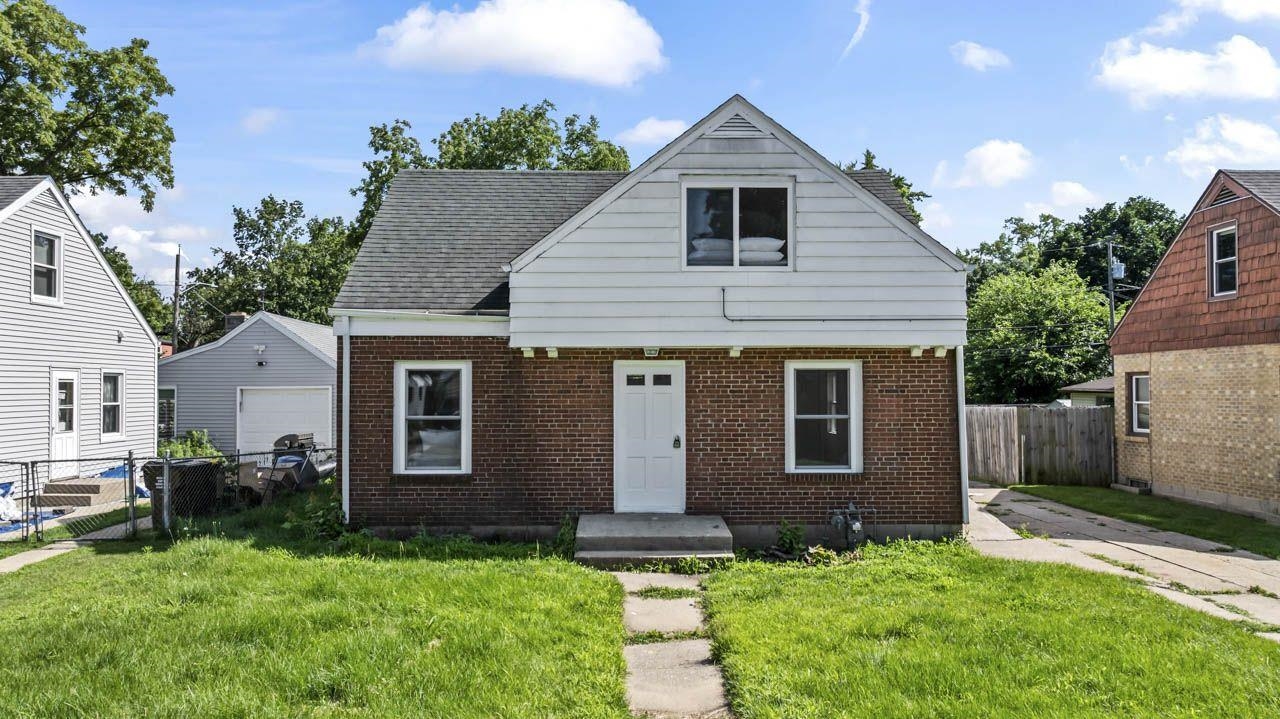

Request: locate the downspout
(338, 316), (352, 523)
(955, 345), (969, 524)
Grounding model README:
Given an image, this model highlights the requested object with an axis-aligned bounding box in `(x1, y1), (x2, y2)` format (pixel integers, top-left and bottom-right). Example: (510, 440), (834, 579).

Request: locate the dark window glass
(1133, 376), (1149, 403)
(405, 419), (462, 470)
(103, 375), (120, 404)
(686, 188), (733, 266)
(1214, 230), (1238, 295)
(57, 380), (74, 431)
(739, 187), (788, 266)
(795, 418), (850, 467)
(102, 405), (120, 434)
(33, 233), (56, 266)
(626, 374), (645, 386)
(404, 370), (460, 417)
(794, 370), (849, 416)
(1215, 260), (1237, 294)
(158, 388), (176, 440)
(653, 374), (672, 386)
(33, 266), (56, 298)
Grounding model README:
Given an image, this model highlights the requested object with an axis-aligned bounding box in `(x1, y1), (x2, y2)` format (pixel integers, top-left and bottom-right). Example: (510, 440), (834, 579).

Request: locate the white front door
(50, 370), (79, 479)
(614, 361), (686, 513)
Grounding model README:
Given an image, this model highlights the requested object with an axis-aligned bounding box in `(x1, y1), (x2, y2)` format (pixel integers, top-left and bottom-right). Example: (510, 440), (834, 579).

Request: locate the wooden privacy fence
(966, 405), (1114, 486)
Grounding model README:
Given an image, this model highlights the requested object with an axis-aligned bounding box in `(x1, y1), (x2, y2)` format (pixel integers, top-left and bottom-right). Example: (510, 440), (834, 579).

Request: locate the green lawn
(1009, 484), (1280, 559)
(704, 541), (1280, 719)
(0, 497), (628, 718)
(0, 502), (148, 560)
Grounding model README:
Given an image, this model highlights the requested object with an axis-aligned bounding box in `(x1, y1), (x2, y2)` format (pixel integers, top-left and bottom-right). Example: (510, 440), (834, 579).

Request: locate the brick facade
(1114, 345), (1280, 522)
(339, 337), (962, 537)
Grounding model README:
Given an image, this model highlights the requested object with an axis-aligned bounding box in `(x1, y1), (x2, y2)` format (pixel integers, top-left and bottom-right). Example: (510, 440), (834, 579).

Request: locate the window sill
(390, 473), (473, 485)
(1208, 292), (1238, 303)
(30, 295), (62, 306)
(1124, 433), (1149, 443)
(99, 433), (126, 443)
(787, 470), (863, 481)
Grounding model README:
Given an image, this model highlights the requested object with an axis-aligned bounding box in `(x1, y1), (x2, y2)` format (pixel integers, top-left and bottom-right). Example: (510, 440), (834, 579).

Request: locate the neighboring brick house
(331, 95), (970, 543)
(1111, 169), (1280, 522)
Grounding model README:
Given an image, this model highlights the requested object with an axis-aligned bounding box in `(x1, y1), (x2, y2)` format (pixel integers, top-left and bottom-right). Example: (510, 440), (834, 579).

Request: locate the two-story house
(1112, 170), (1280, 522)
(0, 176), (159, 479)
(331, 95), (970, 546)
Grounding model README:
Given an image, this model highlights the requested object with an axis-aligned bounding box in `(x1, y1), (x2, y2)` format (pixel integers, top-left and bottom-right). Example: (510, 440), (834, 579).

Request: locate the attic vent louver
(707, 114), (765, 138)
(1210, 185), (1239, 206)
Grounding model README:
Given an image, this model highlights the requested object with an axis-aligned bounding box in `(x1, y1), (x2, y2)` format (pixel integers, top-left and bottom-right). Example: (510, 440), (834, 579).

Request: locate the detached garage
(159, 312), (336, 454)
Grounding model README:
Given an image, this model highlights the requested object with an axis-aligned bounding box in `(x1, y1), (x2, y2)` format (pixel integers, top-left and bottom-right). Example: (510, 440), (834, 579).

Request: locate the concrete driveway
(968, 483), (1280, 643)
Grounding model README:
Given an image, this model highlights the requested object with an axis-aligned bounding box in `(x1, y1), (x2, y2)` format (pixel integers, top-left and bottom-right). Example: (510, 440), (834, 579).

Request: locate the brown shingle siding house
(1110, 169), (1280, 521)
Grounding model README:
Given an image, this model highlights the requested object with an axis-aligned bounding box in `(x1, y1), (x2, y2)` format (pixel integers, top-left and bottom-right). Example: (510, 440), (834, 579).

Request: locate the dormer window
(32, 229), (61, 302)
(683, 179), (792, 269)
(1211, 225), (1237, 297)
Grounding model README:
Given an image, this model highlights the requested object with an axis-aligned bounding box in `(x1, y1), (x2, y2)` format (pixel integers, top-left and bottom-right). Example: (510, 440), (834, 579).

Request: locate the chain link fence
(0, 446), (337, 545)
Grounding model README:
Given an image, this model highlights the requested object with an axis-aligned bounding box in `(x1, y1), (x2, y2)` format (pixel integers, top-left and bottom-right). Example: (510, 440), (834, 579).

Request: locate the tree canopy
(0, 0), (175, 210)
(349, 100), (629, 244)
(966, 263), (1114, 404)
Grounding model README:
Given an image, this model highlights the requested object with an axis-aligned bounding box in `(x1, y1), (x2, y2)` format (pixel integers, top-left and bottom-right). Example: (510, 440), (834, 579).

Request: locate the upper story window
(683, 179), (792, 269)
(32, 229), (61, 302)
(1211, 225), (1237, 296)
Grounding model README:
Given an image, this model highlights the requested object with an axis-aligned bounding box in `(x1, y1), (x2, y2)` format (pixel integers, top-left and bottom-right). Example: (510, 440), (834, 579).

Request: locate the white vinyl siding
(0, 188), (157, 471)
(508, 117), (966, 348)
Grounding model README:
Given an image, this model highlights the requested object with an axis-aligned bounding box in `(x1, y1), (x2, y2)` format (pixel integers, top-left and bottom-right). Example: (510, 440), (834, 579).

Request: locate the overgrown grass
(1010, 485), (1280, 559)
(704, 540), (1280, 718)
(0, 502), (149, 560)
(632, 585), (701, 599)
(0, 492), (629, 718)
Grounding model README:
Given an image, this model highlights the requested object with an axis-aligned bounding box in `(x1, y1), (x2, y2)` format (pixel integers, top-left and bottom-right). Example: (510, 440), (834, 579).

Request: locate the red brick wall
(340, 338), (962, 528)
(1111, 188), (1280, 356)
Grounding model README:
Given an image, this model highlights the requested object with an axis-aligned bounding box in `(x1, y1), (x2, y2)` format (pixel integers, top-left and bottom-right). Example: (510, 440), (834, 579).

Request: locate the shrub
(776, 519), (805, 555)
(282, 486), (346, 541)
(159, 429), (223, 461)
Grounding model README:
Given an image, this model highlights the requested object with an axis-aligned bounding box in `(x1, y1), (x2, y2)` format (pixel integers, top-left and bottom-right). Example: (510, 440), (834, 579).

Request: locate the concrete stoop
(35, 478), (126, 508)
(574, 514), (734, 567)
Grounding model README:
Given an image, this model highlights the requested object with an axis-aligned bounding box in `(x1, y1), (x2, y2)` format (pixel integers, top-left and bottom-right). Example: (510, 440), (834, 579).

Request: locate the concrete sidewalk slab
(0, 540), (90, 573)
(624, 639), (729, 718)
(624, 596), (703, 634)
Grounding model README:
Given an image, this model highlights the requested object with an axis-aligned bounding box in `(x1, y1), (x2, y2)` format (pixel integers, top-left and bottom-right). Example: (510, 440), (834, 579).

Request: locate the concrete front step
(42, 478), (120, 495)
(576, 513), (733, 553)
(575, 550), (734, 569)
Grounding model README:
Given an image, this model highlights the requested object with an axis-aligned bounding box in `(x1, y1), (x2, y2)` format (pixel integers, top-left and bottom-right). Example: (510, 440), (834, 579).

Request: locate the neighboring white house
(0, 176), (160, 478)
(158, 311), (336, 454)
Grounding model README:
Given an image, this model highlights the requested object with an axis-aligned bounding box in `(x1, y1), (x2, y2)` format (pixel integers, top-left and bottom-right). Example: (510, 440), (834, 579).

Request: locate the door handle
(673, 435), (682, 449)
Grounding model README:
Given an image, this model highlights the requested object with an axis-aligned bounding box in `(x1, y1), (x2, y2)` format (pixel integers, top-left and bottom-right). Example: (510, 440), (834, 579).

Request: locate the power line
(968, 321), (1107, 333)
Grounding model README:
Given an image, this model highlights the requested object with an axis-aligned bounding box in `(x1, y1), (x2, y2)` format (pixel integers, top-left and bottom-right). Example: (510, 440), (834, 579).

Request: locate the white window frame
(30, 227), (63, 305)
(1211, 225), (1238, 297)
(784, 360), (863, 474)
(101, 371), (125, 440)
(392, 360), (471, 475)
(681, 176), (795, 271)
(1130, 374), (1150, 435)
(158, 385), (178, 441)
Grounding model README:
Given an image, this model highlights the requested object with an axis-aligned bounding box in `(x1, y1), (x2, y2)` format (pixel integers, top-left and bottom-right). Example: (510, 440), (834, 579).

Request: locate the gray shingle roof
(1060, 376), (1114, 393)
(1221, 170), (1280, 210)
(845, 169), (919, 224)
(336, 167), (923, 311)
(0, 175), (46, 212)
(265, 312), (336, 363)
(335, 170), (627, 311)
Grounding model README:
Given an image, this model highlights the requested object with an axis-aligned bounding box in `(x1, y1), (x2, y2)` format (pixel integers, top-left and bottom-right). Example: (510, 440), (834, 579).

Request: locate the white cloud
(1097, 35), (1280, 106)
(918, 201), (953, 233)
(360, 0), (666, 87)
(1050, 180), (1101, 207)
(949, 41), (1010, 71)
(69, 187), (214, 285)
(241, 107), (282, 135)
(933, 139), (1034, 189)
(1145, 0), (1280, 36)
(1120, 154), (1155, 172)
(840, 0), (871, 60)
(616, 117), (687, 145)
(1167, 113), (1280, 177)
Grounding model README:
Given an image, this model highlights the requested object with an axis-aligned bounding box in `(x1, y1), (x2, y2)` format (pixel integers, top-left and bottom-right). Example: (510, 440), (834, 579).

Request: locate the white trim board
(330, 309), (511, 337)
(506, 95), (966, 274)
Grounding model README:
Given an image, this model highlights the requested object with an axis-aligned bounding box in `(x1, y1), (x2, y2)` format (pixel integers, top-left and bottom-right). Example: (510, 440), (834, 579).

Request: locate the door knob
(673, 435), (682, 449)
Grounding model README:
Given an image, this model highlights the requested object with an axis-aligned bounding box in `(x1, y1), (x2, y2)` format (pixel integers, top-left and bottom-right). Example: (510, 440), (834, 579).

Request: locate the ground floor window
(1130, 374), (1150, 434)
(393, 361), (471, 474)
(158, 387), (177, 440)
(101, 372), (123, 437)
(785, 360), (863, 473)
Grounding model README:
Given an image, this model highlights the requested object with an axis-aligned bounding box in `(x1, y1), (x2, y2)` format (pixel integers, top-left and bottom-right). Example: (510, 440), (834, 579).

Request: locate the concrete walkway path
(968, 484), (1280, 642)
(612, 572), (730, 718)
(0, 516), (150, 574)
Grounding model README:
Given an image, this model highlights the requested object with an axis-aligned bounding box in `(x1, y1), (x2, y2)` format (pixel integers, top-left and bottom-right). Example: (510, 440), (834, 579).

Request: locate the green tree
(966, 263), (1113, 404)
(91, 232), (167, 336)
(0, 0), (175, 210)
(957, 214), (1063, 298)
(348, 100), (629, 244)
(182, 197), (355, 347)
(841, 149), (930, 223)
(1038, 196), (1182, 293)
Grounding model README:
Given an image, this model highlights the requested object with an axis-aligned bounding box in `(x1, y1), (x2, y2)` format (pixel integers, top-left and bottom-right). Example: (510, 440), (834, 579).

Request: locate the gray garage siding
(159, 319), (336, 454)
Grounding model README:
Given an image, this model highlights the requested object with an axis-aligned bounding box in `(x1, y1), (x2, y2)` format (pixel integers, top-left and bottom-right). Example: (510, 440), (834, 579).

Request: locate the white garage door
(237, 387), (331, 453)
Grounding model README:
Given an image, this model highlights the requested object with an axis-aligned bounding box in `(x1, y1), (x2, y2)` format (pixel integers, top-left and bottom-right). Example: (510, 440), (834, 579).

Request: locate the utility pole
(171, 246), (181, 352)
(1106, 236), (1116, 334)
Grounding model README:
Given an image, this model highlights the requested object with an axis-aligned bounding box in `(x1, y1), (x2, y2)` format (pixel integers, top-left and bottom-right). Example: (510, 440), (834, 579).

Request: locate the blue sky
(57, 0), (1280, 289)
